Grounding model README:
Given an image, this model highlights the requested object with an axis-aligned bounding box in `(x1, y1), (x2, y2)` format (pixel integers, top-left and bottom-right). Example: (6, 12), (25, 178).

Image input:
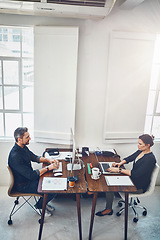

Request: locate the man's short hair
(14, 127), (28, 142)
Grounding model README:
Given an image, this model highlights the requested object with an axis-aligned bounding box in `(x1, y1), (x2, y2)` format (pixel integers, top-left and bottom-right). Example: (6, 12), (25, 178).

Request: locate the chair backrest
(7, 165), (43, 198)
(120, 163), (159, 200)
(7, 166), (15, 196)
(145, 163), (160, 196)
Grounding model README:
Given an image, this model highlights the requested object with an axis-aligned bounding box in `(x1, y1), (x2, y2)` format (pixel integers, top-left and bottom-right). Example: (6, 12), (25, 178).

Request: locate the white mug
(92, 167), (101, 179)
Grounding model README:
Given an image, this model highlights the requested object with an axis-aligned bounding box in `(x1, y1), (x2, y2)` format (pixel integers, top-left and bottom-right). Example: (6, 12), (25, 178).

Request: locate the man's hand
(50, 159), (59, 165)
(48, 161), (59, 170)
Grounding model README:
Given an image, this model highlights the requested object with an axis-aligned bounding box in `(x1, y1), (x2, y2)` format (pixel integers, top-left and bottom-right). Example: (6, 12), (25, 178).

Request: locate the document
(42, 177), (67, 191)
(105, 176), (134, 186)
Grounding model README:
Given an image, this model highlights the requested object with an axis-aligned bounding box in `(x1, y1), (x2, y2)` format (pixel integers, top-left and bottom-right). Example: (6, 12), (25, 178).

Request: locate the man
(8, 127), (59, 216)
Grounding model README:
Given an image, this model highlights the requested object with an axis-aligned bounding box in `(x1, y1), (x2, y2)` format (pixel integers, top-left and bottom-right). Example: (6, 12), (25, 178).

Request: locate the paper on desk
(105, 176), (134, 186)
(42, 177), (67, 191)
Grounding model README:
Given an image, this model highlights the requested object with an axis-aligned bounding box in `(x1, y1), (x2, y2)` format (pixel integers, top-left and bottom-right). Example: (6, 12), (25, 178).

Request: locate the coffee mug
(69, 176), (75, 187)
(92, 167), (101, 179)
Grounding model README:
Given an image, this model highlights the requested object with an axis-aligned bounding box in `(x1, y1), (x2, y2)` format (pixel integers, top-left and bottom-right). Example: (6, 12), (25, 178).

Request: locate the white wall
(0, 0), (160, 185)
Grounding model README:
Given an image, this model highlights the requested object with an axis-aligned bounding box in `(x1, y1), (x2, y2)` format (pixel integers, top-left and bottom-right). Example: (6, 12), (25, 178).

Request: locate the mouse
(54, 172), (63, 177)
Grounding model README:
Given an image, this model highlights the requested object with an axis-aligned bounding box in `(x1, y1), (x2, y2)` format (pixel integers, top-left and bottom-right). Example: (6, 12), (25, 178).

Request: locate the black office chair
(7, 166), (43, 225)
(116, 163), (159, 222)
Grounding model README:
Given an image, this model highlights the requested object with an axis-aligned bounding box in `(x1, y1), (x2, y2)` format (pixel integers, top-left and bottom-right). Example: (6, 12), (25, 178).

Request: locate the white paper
(42, 177), (67, 191)
(105, 176), (134, 186)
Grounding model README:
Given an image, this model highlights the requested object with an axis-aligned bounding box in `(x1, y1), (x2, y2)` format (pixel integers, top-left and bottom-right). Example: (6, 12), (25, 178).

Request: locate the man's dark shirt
(8, 143), (40, 188)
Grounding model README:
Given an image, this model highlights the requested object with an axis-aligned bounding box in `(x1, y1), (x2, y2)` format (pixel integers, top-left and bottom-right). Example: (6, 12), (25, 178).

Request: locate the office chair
(7, 166), (43, 225)
(116, 163), (159, 222)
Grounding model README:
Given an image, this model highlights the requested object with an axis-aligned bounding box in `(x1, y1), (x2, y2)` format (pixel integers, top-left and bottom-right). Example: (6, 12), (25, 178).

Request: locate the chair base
(8, 196), (42, 225)
(116, 197), (147, 222)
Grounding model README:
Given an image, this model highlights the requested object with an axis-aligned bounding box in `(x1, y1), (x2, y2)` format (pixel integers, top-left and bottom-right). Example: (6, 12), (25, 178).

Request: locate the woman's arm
(112, 160), (127, 168)
(107, 166), (131, 176)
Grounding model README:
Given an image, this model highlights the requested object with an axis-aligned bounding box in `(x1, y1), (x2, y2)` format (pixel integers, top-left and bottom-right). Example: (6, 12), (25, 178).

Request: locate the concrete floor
(0, 186), (160, 240)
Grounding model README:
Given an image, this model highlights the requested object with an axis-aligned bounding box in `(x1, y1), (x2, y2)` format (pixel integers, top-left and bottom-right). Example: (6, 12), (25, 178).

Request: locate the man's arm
(39, 163), (59, 176)
(39, 157), (59, 167)
(38, 157), (59, 176)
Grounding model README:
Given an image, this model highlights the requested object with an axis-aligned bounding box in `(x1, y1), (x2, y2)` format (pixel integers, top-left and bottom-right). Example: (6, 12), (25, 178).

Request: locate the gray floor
(0, 186), (160, 240)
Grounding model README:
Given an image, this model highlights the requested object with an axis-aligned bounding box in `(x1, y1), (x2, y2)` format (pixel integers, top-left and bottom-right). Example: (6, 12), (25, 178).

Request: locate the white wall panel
(34, 26), (78, 144)
(104, 31), (156, 142)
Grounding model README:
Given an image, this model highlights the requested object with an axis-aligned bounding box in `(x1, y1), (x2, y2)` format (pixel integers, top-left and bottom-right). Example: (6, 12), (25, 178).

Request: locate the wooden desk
(37, 150), (87, 240)
(83, 153), (137, 240)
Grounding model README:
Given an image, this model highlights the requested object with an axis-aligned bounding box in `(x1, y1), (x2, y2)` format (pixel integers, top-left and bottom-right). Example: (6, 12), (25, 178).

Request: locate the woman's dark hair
(14, 127), (28, 142)
(139, 134), (154, 147)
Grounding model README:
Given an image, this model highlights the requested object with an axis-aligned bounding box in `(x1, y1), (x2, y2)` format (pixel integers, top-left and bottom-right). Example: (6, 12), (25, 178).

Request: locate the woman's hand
(107, 167), (120, 173)
(112, 162), (121, 168)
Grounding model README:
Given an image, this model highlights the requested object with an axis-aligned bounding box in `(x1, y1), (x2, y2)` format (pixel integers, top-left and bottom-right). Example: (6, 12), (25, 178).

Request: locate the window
(144, 34), (160, 139)
(0, 26), (34, 139)
(0, 28), (8, 42)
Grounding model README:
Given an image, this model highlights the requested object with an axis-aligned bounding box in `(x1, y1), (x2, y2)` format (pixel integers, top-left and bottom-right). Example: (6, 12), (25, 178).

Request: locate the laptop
(99, 162), (116, 174)
(94, 151), (120, 175)
(97, 158), (120, 175)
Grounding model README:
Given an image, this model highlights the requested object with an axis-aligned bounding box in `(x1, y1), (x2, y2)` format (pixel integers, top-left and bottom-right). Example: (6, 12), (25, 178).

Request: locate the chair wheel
(142, 210), (147, 216)
(15, 200), (19, 205)
(116, 212), (121, 217)
(134, 200), (138, 205)
(133, 217), (138, 223)
(8, 219), (13, 225)
(118, 202), (123, 207)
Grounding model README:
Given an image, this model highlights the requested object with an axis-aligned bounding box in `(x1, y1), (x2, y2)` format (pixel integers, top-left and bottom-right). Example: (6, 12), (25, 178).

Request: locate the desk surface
(37, 149), (87, 240)
(83, 153), (137, 193)
(38, 153), (87, 194)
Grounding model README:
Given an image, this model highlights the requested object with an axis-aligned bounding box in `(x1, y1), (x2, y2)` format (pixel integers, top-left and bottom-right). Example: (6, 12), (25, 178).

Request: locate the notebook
(105, 175), (134, 186)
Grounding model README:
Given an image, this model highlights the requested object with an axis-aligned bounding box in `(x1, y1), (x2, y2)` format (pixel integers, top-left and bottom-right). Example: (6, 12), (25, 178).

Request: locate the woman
(96, 134), (156, 216)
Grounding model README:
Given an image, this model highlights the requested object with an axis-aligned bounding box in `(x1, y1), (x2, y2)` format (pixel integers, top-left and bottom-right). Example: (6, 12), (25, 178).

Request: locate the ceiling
(0, 0), (117, 19)
(44, 0), (106, 8)
(0, 0), (145, 19)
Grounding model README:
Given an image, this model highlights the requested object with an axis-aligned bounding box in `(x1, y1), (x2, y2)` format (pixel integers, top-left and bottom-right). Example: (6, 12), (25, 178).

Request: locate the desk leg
(124, 193), (129, 240)
(89, 192), (98, 240)
(38, 193), (48, 240)
(76, 194), (82, 240)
